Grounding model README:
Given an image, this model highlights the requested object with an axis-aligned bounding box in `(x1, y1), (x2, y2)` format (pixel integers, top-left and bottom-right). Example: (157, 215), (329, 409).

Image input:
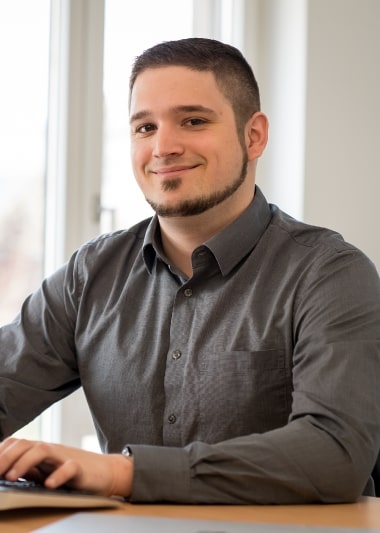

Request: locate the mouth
(150, 164), (199, 178)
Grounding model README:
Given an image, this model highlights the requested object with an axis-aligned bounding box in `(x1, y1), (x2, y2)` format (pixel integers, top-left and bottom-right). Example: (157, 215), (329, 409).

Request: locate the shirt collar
(142, 186), (272, 276)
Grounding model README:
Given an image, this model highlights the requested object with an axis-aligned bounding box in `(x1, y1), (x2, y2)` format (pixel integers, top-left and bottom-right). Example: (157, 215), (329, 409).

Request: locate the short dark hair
(129, 38), (261, 130)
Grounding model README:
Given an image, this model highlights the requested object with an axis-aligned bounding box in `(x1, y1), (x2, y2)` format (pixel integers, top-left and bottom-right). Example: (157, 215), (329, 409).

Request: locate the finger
(4, 441), (63, 481)
(17, 466), (48, 484)
(0, 438), (36, 477)
(44, 459), (81, 489)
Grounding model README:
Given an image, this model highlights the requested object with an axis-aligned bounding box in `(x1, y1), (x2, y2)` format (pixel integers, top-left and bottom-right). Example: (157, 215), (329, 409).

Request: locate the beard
(146, 153), (249, 218)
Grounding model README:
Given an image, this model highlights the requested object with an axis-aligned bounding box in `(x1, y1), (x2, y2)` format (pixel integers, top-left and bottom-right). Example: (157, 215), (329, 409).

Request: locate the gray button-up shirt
(1, 187), (380, 503)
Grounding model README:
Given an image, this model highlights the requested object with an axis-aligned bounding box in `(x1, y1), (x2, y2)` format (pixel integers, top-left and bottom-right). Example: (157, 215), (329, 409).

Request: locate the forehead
(129, 66), (231, 116)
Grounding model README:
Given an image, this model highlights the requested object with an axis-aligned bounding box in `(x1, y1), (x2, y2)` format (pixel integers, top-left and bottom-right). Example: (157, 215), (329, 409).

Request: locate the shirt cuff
(127, 444), (192, 502)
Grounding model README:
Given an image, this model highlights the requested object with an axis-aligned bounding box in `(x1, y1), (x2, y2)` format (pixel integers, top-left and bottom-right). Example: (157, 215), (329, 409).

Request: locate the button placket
(163, 280), (198, 445)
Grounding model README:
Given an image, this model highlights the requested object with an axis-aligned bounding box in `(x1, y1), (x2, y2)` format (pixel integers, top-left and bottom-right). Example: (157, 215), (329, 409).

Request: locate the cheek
(213, 141), (243, 173)
(130, 143), (148, 172)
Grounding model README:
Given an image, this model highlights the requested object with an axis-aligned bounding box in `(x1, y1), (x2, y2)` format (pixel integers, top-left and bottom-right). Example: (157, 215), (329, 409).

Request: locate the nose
(152, 124), (185, 158)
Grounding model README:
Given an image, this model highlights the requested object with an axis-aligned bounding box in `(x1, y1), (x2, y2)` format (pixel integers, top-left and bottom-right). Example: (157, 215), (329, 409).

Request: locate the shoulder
(77, 217), (152, 260)
(266, 204), (377, 273)
(265, 204), (379, 294)
(64, 218), (153, 286)
(269, 205), (355, 254)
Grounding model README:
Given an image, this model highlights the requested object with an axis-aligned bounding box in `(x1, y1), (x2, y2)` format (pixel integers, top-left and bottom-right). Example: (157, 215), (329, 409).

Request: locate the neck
(158, 186), (255, 278)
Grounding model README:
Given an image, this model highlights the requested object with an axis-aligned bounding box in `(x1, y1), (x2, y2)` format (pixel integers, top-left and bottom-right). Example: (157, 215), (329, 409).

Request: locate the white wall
(246, 0), (379, 270)
(254, 0), (307, 221)
(303, 0), (380, 270)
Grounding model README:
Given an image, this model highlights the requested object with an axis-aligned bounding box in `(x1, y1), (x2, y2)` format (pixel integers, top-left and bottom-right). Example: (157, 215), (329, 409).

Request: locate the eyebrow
(129, 105), (218, 124)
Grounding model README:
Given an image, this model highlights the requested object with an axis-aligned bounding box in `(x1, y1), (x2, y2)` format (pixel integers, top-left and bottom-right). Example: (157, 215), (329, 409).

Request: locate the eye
(135, 123), (156, 134)
(184, 117), (207, 127)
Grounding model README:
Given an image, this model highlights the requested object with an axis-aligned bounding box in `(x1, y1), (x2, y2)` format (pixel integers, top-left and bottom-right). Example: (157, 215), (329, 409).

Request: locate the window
(0, 0), (51, 439)
(0, 0), (50, 325)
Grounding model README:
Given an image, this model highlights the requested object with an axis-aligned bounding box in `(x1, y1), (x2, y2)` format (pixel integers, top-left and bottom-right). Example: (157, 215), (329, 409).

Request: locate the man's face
(129, 66), (251, 218)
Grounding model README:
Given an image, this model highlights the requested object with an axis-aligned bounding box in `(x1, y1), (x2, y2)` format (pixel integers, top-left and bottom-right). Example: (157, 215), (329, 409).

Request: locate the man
(0, 38), (379, 504)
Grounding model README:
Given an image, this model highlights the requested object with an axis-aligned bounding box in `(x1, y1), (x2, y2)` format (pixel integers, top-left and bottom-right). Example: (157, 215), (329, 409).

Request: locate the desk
(1, 497), (380, 533)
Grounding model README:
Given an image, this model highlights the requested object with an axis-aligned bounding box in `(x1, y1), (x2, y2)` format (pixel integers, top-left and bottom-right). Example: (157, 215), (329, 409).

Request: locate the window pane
(0, 0), (50, 440)
(102, 0), (193, 231)
(0, 0), (50, 325)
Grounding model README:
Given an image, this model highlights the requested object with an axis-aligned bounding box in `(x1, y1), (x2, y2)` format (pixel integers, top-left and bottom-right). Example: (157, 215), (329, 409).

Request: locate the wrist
(109, 452), (134, 497)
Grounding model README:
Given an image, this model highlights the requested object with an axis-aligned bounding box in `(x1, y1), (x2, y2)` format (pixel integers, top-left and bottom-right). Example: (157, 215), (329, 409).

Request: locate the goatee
(146, 154), (248, 217)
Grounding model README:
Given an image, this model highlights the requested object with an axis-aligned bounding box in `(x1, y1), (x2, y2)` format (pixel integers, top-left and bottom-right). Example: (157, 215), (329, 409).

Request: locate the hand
(0, 437), (133, 497)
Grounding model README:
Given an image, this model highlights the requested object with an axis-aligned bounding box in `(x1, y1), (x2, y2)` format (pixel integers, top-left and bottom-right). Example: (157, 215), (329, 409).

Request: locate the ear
(245, 112), (269, 161)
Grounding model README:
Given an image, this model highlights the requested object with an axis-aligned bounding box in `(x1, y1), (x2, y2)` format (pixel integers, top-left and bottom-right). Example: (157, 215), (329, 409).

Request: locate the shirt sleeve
(128, 247), (380, 504)
(0, 258), (80, 439)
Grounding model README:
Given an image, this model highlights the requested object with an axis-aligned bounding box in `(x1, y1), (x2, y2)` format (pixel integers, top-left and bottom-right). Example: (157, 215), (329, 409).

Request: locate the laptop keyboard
(0, 477), (124, 509)
(0, 478), (83, 494)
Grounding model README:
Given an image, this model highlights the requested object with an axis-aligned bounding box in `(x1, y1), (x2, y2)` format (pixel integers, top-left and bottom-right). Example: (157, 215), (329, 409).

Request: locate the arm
(127, 248), (380, 503)
(0, 260), (80, 439)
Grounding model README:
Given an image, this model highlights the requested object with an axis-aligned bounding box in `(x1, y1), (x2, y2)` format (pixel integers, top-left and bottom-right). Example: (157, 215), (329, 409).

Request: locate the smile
(151, 165), (199, 177)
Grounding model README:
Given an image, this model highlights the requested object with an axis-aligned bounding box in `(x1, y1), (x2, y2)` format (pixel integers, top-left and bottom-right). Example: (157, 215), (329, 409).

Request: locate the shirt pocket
(198, 349), (290, 443)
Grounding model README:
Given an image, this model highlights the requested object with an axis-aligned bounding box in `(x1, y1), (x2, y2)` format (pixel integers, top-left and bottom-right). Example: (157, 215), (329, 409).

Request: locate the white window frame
(43, 0), (105, 444)
(45, 0), (104, 273)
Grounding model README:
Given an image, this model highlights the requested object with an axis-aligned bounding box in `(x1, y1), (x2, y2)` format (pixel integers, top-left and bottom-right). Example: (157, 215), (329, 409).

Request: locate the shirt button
(184, 288), (193, 297)
(172, 349), (182, 360)
(168, 414), (177, 424)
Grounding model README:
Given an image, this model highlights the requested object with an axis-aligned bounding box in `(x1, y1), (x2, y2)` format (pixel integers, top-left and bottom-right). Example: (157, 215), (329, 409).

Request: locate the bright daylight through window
(0, 0), (50, 438)
(0, 1), (50, 326)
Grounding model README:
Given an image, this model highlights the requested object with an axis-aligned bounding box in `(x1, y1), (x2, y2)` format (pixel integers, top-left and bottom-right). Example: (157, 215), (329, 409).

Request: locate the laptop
(0, 478), (123, 510)
(31, 513), (380, 533)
